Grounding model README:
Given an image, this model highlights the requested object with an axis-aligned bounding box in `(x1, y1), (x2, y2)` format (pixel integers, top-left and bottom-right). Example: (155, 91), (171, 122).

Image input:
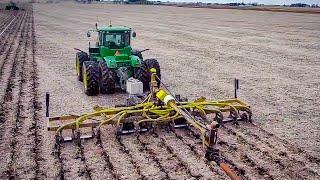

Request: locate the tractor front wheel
(82, 61), (99, 96)
(135, 59), (161, 91)
(76, 52), (89, 81)
(98, 61), (116, 94)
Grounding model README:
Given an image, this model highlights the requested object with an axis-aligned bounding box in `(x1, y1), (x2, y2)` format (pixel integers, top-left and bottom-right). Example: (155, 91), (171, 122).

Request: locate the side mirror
(87, 31), (91, 38)
(132, 31), (136, 38)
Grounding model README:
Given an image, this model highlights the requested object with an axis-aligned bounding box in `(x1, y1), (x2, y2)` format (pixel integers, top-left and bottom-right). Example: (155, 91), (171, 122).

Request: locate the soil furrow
(0, 11), (30, 178)
(12, 6), (45, 179)
(8, 18), (34, 179)
(184, 127), (263, 180)
(115, 135), (147, 179)
(217, 139), (271, 180)
(136, 134), (171, 179)
(121, 131), (172, 179)
(53, 142), (66, 180)
(173, 128), (231, 179)
(0, 11), (27, 104)
(0, 13), (16, 37)
(227, 126), (320, 179)
(137, 132), (196, 180)
(219, 126), (284, 179)
(29, 6), (45, 178)
(0, 14), (11, 29)
(0, 9), (28, 139)
(220, 125), (318, 179)
(237, 122), (320, 171)
(59, 141), (87, 180)
(0, 11), (23, 58)
(96, 135), (121, 180)
(157, 129), (216, 179)
(77, 139), (93, 180)
(0, 11), (25, 71)
(0, 12), (17, 33)
(82, 138), (115, 180)
(97, 127), (140, 179)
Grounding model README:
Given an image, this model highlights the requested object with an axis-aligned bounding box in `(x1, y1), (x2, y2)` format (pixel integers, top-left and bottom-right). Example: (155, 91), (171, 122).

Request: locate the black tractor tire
(76, 52), (89, 81)
(82, 61), (99, 96)
(132, 49), (143, 60)
(98, 61), (116, 94)
(135, 59), (161, 91)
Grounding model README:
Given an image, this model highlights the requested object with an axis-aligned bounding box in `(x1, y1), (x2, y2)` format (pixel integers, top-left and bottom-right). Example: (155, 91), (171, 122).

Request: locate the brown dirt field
(0, 2), (319, 180)
(169, 4), (320, 14)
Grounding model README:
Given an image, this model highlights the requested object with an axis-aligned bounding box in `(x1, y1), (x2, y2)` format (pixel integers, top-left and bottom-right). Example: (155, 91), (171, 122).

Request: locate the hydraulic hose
(219, 162), (241, 180)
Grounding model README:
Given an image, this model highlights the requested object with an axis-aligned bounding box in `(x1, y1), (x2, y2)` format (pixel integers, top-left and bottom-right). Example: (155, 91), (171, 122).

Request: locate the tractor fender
(129, 55), (141, 67)
(74, 48), (88, 55)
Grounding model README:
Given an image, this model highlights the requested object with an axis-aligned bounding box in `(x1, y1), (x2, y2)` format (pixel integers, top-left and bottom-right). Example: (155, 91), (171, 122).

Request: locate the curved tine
(115, 109), (148, 127)
(194, 105), (207, 118)
(54, 132), (63, 149)
(76, 103), (151, 130)
(116, 112), (128, 127)
(214, 111), (224, 125)
(96, 127), (102, 144)
(75, 130), (81, 147)
(240, 107), (253, 122)
(98, 112), (123, 128)
(136, 111), (176, 126)
(200, 105), (224, 124)
(75, 110), (107, 130)
(228, 105), (240, 119)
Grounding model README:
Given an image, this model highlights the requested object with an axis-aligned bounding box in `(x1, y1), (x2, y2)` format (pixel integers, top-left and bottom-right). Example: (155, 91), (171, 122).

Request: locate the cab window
(104, 31), (130, 49)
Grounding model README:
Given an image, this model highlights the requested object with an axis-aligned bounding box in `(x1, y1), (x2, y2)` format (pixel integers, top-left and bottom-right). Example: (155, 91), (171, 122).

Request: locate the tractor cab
(101, 29), (130, 49)
(87, 25), (135, 58)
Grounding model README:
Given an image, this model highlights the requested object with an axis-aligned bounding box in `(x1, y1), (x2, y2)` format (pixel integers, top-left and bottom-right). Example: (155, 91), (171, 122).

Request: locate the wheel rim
(76, 58), (80, 76)
(83, 66), (88, 90)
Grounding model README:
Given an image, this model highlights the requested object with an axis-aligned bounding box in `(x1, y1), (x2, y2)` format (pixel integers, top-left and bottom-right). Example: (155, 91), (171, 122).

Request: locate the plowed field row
(0, 5), (44, 179)
(50, 123), (320, 179)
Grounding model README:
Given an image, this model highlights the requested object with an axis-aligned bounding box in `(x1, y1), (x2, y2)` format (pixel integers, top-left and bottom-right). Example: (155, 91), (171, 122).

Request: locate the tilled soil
(0, 2), (319, 180)
(0, 5), (43, 179)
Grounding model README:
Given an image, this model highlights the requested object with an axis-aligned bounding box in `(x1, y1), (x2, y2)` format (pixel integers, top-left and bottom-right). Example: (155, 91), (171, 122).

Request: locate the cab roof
(98, 26), (131, 32)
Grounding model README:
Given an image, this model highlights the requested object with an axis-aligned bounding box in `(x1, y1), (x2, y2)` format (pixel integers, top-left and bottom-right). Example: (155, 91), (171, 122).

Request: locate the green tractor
(5, 2), (19, 10)
(75, 24), (161, 96)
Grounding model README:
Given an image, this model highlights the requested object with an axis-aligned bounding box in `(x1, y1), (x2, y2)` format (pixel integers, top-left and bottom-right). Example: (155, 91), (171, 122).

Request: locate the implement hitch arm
(155, 88), (241, 180)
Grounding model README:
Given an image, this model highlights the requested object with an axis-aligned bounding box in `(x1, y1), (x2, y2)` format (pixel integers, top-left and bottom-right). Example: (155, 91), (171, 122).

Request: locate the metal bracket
(234, 78), (239, 98)
(46, 92), (49, 117)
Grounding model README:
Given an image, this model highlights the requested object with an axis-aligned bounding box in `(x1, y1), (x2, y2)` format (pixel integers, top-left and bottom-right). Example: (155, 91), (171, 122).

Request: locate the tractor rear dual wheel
(135, 59), (161, 91)
(82, 61), (99, 96)
(76, 52), (89, 81)
(80, 58), (160, 95)
(99, 61), (116, 94)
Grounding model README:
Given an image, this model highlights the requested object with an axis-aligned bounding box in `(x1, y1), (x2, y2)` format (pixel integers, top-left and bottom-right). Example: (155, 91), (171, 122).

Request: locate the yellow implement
(48, 69), (251, 180)
(48, 96), (251, 139)
(48, 69), (252, 148)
